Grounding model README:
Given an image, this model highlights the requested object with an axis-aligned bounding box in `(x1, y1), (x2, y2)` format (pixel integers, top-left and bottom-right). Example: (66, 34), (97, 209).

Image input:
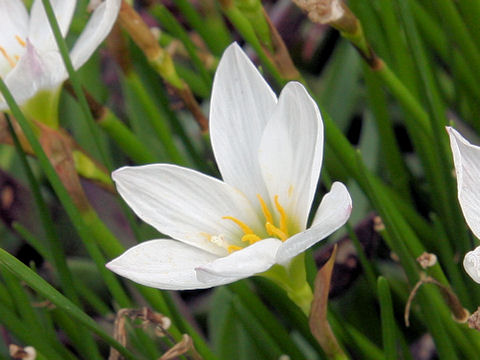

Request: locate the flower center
(0, 35), (26, 77)
(222, 194), (289, 253)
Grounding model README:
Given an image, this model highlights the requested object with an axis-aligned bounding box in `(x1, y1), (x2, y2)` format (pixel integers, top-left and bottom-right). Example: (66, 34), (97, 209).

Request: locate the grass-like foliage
(1, 0), (480, 359)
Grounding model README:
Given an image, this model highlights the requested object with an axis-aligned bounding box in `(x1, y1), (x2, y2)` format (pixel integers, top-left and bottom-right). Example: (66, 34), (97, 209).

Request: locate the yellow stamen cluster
(0, 35), (26, 70)
(223, 194), (289, 252)
(222, 216), (262, 244)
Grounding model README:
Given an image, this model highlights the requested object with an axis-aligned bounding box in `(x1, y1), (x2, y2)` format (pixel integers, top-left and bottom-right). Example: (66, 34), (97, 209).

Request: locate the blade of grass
(174, 0), (231, 55)
(0, 301), (75, 360)
(232, 295), (285, 359)
(372, 0), (419, 96)
(0, 247), (137, 359)
(50, 309), (103, 360)
(41, 0), (112, 169)
(421, 0), (480, 85)
(151, 4), (212, 88)
(395, 0), (471, 255)
(0, 68), (133, 313)
(328, 311), (384, 360)
(228, 281), (307, 360)
(356, 154), (460, 359)
(1, 270), (57, 346)
(6, 115), (82, 304)
(123, 72), (189, 165)
(377, 277), (396, 360)
(363, 67), (411, 202)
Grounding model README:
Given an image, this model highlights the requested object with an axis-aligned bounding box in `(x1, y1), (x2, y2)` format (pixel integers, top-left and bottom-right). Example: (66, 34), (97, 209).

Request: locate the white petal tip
(332, 181), (353, 214)
(105, 259), (116, 271)
(464, 249), (480, 284)
(447, 127), (461, 142)
(224, 42), (243, 55)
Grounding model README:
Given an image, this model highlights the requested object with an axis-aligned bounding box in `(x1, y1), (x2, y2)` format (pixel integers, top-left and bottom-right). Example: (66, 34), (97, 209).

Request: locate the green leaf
(0, 248), (136, 360)
(377, 277), (397, 360)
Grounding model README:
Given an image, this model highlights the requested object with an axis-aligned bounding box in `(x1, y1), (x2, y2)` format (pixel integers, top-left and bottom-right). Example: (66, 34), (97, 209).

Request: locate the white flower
(447, 127), (480, 283)
(0, 0), (121, 109)
(106, 43), (352, 290)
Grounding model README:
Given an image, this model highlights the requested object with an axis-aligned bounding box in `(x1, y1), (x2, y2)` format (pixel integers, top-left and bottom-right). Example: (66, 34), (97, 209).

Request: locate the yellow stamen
(0, 46), (16, 68)
(257, 194), (274, 224)
(222, 216), (255, 235)
(288, 185), (294, 197)
(227, 245), (242, 253)
(274, 195), (289, 236)
(266, 222), (288, 241)
(242, 233), (262, 244)
(223, 195), (291, 245)
(15, 35), (26, 47)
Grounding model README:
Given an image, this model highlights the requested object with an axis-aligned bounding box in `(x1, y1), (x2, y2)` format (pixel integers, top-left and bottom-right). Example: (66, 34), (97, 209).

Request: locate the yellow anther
(242, 233), (262, 244)
(222, 216), (255, 235)
(0, 46), (16, 68)
(223, 195), (291, 246)
(257, 194), (273, 224)
(274, 195), (288, 236)
(266, 222), (288, 241)
(15, 35), (26, 47)
(227, 245), (242, 253)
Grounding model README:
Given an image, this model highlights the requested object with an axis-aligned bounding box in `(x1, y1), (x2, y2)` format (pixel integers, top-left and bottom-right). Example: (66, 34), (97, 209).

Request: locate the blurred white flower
(447, 127), (480, 283)
(0, 0), (121, 109)
(107, 43), (352, 290)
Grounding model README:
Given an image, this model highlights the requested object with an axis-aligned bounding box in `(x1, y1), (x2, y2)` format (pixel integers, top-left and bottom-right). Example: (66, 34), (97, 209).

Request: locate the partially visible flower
(107, 43), (352, 303)
(447, 127), (480, 283)
(0, 0), (121, 110)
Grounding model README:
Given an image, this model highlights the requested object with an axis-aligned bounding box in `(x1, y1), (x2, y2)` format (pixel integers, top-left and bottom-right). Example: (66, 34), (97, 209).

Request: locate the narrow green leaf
(0, 301), (74, 360)
(377, 277), (396, 360)
(232, 295), (284, 359)
(151, 4), (212, 88)
(0, 248), (136, 360)
(40, 0), (112, 169)
(229, 281), (307, 359)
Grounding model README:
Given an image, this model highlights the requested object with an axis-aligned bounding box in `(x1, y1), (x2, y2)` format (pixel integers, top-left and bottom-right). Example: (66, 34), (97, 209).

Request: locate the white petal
(195, 238), (282, 285)
(447, 127), (480, 239)
(464, 246), (480, 284)
(258, 82), (323, 230)
(275, 182), (352, 263)
(0, 0), (28, 32)
(0, 0), (29, 78)
(106, 239), (220, 290)
(112, 164), (263, 256)
(210, 43), (277, 207)
(70, 0), (121, 69)
(2, 42), (64, 109)
(28, 0), (77, 50)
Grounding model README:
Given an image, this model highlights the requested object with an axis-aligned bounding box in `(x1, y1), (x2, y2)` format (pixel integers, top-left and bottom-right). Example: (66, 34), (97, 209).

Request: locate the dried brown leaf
(309, 244), (345, 358)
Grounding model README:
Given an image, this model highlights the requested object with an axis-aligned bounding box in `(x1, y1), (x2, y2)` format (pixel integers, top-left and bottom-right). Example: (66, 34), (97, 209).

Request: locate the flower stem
(22, 87), (61, 128)
(288, 280), (314, 316)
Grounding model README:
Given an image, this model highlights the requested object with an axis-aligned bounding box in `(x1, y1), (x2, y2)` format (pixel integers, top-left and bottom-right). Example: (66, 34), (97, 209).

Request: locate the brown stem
(0, 114), (114, 196)
(118, 1), (209, 132)
(405, 275), (469, 327)
(261, 9), (301, 81)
